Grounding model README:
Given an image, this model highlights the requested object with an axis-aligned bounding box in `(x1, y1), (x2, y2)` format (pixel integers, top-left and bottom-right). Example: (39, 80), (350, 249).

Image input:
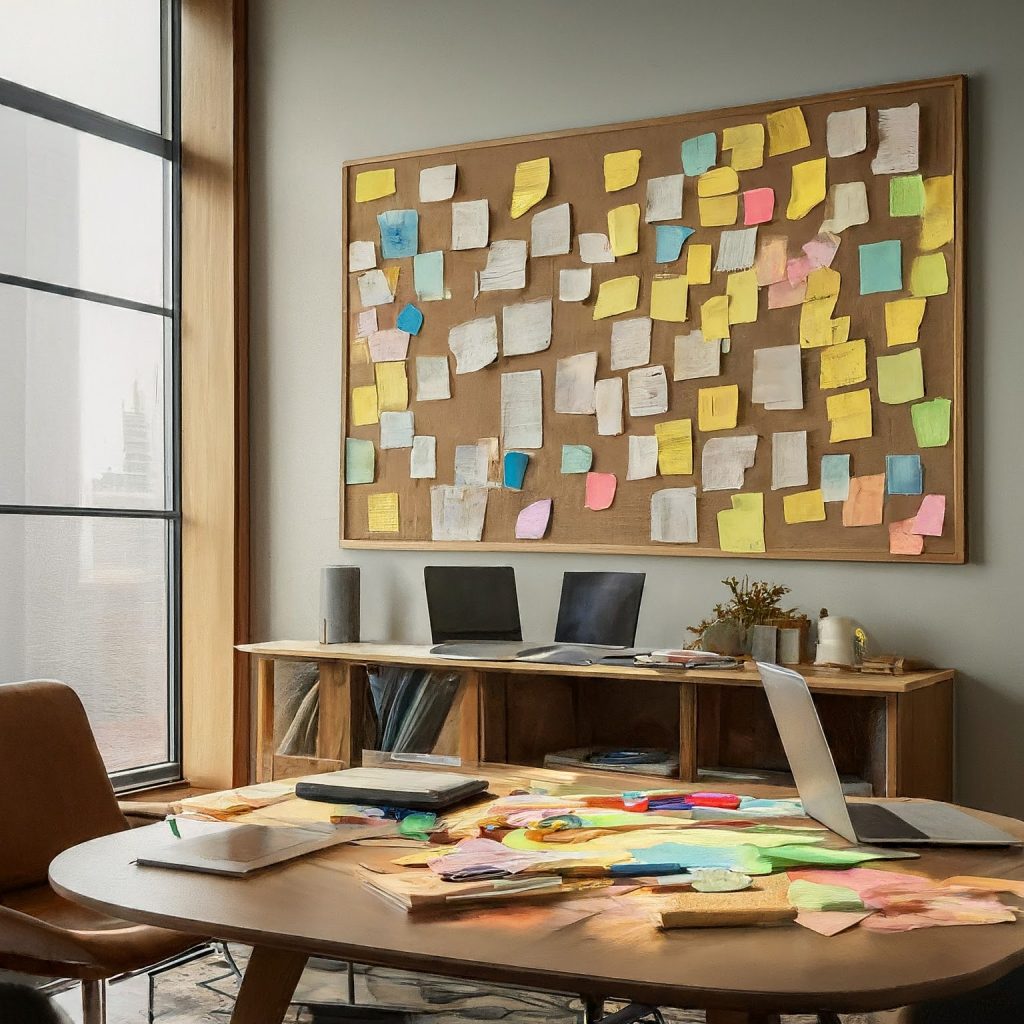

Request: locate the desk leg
(458, 671), (482, 764)
(230, 946), (308, 1024)
(678, 682), (698, 782)
(318, 661), (365, 767)
(255, 659), (276, 783)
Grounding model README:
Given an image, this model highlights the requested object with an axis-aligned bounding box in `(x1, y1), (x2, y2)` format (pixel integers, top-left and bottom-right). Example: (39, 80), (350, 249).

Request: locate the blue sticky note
(820, 454), (851, 502)
(886, 454), (923, 495)
(503, 451), (529, 490)
(396, 303), (424, 335)
(681, 133), (717, 175)
(377, 209), (419, 258)
(413, 250), (444, 301)
(859, 240), (902, 295)
(560, 444), (593, 474)
(654, 225), (695, 264)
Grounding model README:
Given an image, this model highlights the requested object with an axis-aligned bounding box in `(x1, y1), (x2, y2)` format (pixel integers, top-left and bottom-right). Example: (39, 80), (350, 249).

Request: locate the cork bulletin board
(341, 75), (965, 562)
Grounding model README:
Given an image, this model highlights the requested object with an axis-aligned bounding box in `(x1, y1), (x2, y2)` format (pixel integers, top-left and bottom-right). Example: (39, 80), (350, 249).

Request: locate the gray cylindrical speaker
(319, 566), (360, 644)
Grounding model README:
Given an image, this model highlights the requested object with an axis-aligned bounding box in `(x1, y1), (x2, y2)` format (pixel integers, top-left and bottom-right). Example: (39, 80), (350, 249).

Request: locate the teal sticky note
(654, 225), (695, 264)
(560, 444), (593, 474)
(503, 451), (529, 490)
(820, 454), (851, 502)
(886, 454), (923, 495)
(859, 240), (902, 295)
(377, 209), (418, 258)
(396, 303), (423, 335)
(413, 250), (444, 301)
(681, 133), (716, 175)
(345, 438), (375, 485)
(889, 174), (925, 217)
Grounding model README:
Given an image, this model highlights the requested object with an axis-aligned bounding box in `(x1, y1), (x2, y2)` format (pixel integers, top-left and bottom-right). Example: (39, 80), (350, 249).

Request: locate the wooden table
(240, 641), (955, 799)
(50, 763), (1024, 1024)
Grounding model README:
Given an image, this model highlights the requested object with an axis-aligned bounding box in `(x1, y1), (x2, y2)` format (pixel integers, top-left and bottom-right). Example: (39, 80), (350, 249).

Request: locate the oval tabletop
(51, 798), (1024, 1015)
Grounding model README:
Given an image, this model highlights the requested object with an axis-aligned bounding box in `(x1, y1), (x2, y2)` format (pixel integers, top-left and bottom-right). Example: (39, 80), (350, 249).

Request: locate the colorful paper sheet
(350, 385), (379, 426)
(910, 253), (949, 296)
(585, 472), (617, 511)
(510, 157), (550, 219)
(651, 274), (688, 322)
(593, 275), (640, 320)
(722, 122), (764, 170)
(885, 298), (926, 347)
(787, 158), (826, 220)
(842, 474), (885, 527)
(889, 518), (924, 555)
(877, 347), (924, 404)
(604, 149), (641, 191)
(726, 270), (758, 325)
(827, 388), (872, 442)
(699, 195), (738, 227)
(687, 243), (713, 285)
(654, 225), (694, 264)
(886, 454), (923, 495)
(377, 209), (419, 259)
(889, 174), (925, 217)
(820, 339), (867, 390)
(608, 204), (641, 256)
(717, 493), (765, 553)
(911, 397), (951, 448)
(375, 362), (409, 412)
(396, 304), (424, 336)
(859, 239), (902, 294)
(560, 444), (593, 474)
(920, 175), (954, 250)
(784, 489), (826, 524)
(700, 295), (730, 340)
(502, 452), (529, 490)
(367, 492), (399, 533)
(515, 499), (551, 540)
(681, 132), (716, 175)
(912, 494), (946, 536)
(413, 251), (444, 301)
(820, 454), (851, 502)
(345, 438), (375, 485)
(767, 106), (810, 156)
(698, 384), (739, 431)
(697, 166), (739, 197)
(743, 187), (775, 225)
(355, 168), (395, 202)
(654, 419), (693, 475)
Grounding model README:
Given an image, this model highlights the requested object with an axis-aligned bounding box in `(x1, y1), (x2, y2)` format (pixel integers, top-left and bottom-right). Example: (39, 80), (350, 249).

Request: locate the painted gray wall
(249, 0), (1024, 815)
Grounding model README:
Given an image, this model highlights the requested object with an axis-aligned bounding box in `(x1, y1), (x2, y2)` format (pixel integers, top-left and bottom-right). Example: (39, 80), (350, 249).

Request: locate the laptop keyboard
(848, 802), (930, 841)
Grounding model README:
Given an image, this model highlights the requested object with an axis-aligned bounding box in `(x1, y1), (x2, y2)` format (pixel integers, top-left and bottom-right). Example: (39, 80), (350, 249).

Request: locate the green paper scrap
(910, 252), (949, 297)
(912, 397), (952, 448)
(345, 437), (375, 485)
(762, 844), (896, 869)
(877, 348), (925, 405)
(889, 175), (925, 217)
(168, 818), (181, 839)
(399, 812), (437, 841)
(787, 878), (866, 912)
(560, 444), (593, 474)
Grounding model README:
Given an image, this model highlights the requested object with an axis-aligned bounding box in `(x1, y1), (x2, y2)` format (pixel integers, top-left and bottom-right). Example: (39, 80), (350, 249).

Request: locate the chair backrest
(0, 680), (128, 893)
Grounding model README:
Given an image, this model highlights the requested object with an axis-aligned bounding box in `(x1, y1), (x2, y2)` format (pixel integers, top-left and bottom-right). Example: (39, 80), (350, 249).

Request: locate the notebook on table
(294, 767), (489, 810)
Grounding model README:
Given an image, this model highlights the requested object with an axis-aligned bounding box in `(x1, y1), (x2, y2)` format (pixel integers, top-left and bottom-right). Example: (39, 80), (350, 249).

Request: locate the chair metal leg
(81, 979), (107, 1024)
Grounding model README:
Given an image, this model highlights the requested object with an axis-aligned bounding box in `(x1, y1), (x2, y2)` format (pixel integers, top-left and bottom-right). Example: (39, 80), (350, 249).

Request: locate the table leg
(230, 946), (308, 1024)
(678, 682), (698, 782)
(256, 659), (276, 783)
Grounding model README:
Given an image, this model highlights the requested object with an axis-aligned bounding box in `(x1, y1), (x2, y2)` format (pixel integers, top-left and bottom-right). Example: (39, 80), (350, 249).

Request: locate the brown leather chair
(0, 680), (204, 1023)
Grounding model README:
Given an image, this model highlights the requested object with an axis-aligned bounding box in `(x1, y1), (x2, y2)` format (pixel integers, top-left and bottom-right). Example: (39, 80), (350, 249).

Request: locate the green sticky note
(560, 444), (593, 474)
(345, 437), (375, 484)
(764, 844), (891, 869)
(787, 879), (866, 912)
(910, 252), (949, 297)
(889, 174), (925, 217)
(859, 240), (902, 294)
(912, 397), (952, 447)
(877, 348), (925, 405)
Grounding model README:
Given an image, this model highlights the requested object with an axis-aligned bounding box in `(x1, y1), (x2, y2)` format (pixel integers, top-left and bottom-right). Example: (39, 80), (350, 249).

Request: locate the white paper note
(651, 487), (698, 543)
(478, 239), (527, 291)
(752, 345), (804, 410)
(820, 182), (869, 234)
(595, 377), (624, 436)
(430, 485), (488, 541)
(826, 107), (867, 158)
(451, 199), (489, 250)
(502, 299), (552, 356)
(357, 269), (394, 306)
(701, 435), (758, 491)
(627, 365), (669, 417)
(771, 430), (809, 490)
(554, 352), (598, 414)
(500, 369), (543, 449)
(368, 328), (410, 363)
(355, 309), (378, 337)
(454, 443), (490, 486)
(379, 411), (414, 450)
(578, 232), (615, 264)
(448, 316), (498, 374)
(645, 174), (685, 223)
(627, 436), (659, 480)
(871, 103), (920, 174)
(610, 316), (652, 370)
(349, 240), (376, 272)
(415, 356), (451, 402)
(559, 268), (592, 302)
(531, 202), (571, 257)
(419, 163), (457, 202)
(673, 329), (721, 381)
(410, 435), (437, 479)
(714, 227), (758, 272)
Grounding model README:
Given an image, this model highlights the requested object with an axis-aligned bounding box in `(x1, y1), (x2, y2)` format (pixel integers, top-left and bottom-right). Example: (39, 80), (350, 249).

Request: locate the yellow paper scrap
(718, 492), (765, 553)
(697, 166), (739, 197)
(654, 419), (693, 475)
(787, 158), (827, 220)
(826, 388), (872, 442)
(830, 316), (851, 345)
(885, 298), (926, 347)
(510, 157), (550, 219)
(593, 275), (641, 320)
(722, 122), (765, 171)
(367, 492), (399, 533)
(784, 489), (826, 524)
(350, 385), (379, 426)
(700, 295), (731, 340)
(351, 338), (371, 365)
(383, 266), (400, 295)
(726, 270), (758, 325)
(608, 204), (641, 256)
(355, 168), (396, 203)
(651, 274), (689, 322)
(877, 347), (924, 405)
(699, 195), (738, 227)
(604, 149), (641, 192)
(687, 243), (712, 285)
(920, 175), (954, 251)
(374, 361), (409, 412)
(820, 339), (867, 390)
(910, 253), (949, 297)
(698, 384), (739, 431)
(800, 299), (838, 349)
(805, 266), (841, 302)
(767, 107), (810, 156)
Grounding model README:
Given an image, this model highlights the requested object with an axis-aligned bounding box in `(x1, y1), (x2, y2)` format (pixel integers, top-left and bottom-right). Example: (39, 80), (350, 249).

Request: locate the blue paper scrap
(377, 209), (419, 259)
(396, 303), (424, 335)
(681, 133), (717, 176)
(503, 451), (529, 490)
(885, 454), (923, 495)
(655, 225), (695, 264)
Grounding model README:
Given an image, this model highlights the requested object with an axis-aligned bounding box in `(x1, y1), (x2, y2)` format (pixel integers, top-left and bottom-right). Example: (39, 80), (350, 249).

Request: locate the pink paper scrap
(515, 499), (552, 540)
(742, 187), (775, 226)
(585, 472), (617, 511)
(911, 494), (946, 536)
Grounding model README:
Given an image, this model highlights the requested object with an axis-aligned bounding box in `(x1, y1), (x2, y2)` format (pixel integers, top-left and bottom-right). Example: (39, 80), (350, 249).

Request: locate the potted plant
(687, 576), (798, 656)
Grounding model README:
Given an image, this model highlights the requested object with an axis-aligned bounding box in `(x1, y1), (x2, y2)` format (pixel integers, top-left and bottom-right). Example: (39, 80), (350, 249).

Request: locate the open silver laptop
(757, 662), (1020, 847)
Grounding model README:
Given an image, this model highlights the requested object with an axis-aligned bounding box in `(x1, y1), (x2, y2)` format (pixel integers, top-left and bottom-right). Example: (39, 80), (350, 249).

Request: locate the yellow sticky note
(726, 270), (758, 325)
(383, 265), (400, 295)
(697, 166), (739, 197)
(351, 385), (379, 426)
(654, 419), (693, 475)
(766, 106), (810, 156)
(700, 295), (731, 340)
(827, 388), (872, 442)
(920, 175), (954, 251)
(805, 266), (841, 302)
(800, 299), (838, 349)
(699, 195), (738, 227)
(367, 492), (399, 533)
(877, 347), (925, 405)
(784, 489), (826, 524)
(687, 243), (712, 285)
(698, 384), (739, 431)
(830, 316), (851, 346)
(355, 168), (396, 203)
(374, 361), (408, 412)
(604, 149), (641, 192)
(351, 338), (371, 365)
(510, 157), (550, 219)
(885, 298), (927, 347)
(593, 275), (640, 320)
(787, 158), (827, 220)
(608, 204), (641, 256)
(718, 492), (765, 553)
(820, 339), (867, 390)
(910, 253), (949, 297)
(651, 274), (688, 322)
(722, 122), (765, 171)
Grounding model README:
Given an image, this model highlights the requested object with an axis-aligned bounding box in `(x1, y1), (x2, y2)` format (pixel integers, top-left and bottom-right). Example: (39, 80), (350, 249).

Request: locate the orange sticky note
(585, 472), (617, 510)
(889, 518), (924, 555)
(842, 474), (885, 527)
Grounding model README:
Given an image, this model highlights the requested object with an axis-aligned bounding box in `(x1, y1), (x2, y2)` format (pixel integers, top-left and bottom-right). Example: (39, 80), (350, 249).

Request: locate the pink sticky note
(742, 187), (775, 226)
(515, 499), (552, 539)
(803, 233), (840, 269)
(911, 494), (946, 536)
(585, 472), (617, 511)
(355, 309), (378, 337)
(889, 517), (925, 555)
(368, 328), (411, 362)
(795, 911), (872, 937)
(768, 278), (807, 309)
(786, 255), (814, 285)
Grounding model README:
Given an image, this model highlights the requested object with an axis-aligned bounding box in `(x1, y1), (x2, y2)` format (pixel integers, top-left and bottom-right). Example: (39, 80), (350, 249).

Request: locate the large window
(0, 2), (181, 788)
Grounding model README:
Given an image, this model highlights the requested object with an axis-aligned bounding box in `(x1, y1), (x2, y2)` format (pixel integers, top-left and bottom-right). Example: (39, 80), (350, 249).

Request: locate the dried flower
(687, 575), (797, 646)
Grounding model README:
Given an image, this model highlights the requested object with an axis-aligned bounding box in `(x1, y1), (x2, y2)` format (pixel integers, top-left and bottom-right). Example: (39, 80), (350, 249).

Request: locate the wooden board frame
(340, 75), (965, 563)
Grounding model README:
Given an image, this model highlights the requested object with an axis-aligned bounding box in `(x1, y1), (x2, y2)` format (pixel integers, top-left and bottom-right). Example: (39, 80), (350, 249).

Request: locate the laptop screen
(554, 571), (645, 646)
(424, 566), (523, 643)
